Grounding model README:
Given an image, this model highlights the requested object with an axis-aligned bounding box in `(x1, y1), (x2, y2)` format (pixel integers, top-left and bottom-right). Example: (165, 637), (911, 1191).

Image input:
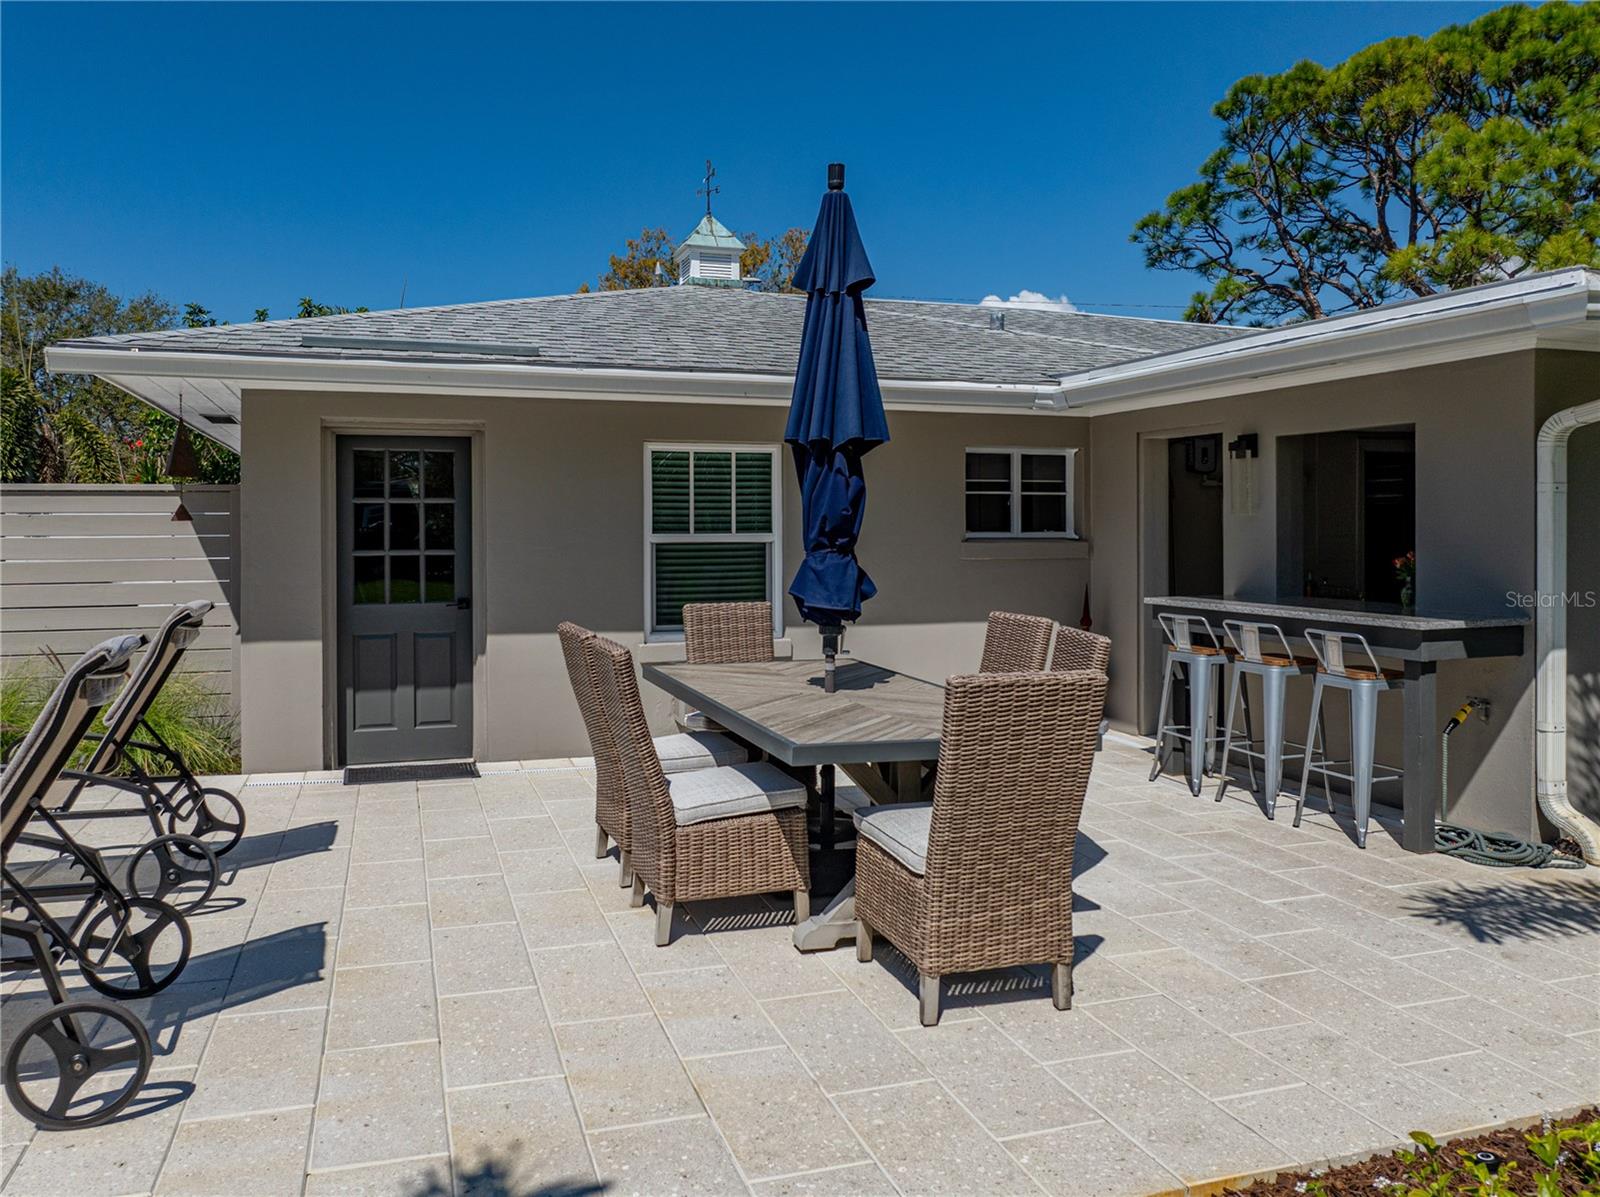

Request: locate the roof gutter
(44, 344), (1069, 414)
(1054, 268), (1599, 414)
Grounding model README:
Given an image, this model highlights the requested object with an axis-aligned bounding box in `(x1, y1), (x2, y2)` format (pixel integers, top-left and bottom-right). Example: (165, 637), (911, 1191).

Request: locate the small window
(646, 445), (780, 637)
(965, 448), (1076, 537)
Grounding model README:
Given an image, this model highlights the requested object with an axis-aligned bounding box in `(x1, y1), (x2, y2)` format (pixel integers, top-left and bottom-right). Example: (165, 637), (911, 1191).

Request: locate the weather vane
(697, 159), (719, 218)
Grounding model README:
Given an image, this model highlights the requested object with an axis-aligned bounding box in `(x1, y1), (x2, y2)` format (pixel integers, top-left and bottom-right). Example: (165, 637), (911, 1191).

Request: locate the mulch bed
(1230, 1108), (1598, 1195)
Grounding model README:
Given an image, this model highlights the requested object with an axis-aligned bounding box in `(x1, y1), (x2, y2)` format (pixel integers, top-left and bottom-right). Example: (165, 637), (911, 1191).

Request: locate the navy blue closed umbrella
(785, 164), (889, 650)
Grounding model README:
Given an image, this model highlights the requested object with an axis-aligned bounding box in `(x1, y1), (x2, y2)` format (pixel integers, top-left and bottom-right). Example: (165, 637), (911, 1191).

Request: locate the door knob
(453, 596), (471, 610)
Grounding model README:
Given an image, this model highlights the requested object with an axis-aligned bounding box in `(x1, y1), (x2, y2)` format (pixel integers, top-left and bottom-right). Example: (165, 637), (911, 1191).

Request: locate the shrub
(1234, 1108), (1600, 1196)
(0, 653), (240, 775)
(0, 661), (53, 761)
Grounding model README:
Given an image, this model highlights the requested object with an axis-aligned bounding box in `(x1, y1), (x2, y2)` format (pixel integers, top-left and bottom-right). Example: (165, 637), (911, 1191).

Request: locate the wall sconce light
(1228, 433), (1260, 516)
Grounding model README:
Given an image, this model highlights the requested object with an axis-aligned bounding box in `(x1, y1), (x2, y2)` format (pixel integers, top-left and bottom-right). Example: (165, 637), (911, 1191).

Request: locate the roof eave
(44, 344), (1075, 433)
(1054, 268), (1600, 415)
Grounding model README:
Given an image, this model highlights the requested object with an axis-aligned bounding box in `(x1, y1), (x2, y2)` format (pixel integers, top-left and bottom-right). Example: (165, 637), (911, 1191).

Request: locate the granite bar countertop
(1144, 594), (1530, 632)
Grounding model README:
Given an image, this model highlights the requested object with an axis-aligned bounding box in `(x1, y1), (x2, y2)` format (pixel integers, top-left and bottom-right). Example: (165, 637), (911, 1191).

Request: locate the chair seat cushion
(654, 731), (749, 774)
(668, 762), (807, 826)
(853, 802), (933, 876)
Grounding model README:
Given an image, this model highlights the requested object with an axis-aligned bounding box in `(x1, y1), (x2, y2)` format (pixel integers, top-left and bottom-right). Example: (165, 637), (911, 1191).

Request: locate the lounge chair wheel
(126, 835), (219, 912)
(77, 898), (192, 998)
(4, 999), (152, 1131)
(166, 789), (245, 857)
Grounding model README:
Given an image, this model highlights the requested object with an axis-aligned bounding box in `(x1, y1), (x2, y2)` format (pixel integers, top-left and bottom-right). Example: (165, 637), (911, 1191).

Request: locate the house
(45, 208), (1600, 847)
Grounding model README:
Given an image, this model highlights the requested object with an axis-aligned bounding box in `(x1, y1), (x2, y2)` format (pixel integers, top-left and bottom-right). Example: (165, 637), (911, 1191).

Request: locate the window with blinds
(646, 445), (779, 636)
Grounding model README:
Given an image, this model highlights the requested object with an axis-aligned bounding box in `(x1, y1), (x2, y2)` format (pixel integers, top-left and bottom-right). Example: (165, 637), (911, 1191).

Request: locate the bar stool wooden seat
(1150, 613), (1229, 796)
(1214, 620), (1325, 818)
(1294, 629), (1404, 848)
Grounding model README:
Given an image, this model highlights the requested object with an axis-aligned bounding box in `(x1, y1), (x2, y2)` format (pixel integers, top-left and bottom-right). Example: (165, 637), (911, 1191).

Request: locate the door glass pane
(424, 555), (454, 603)
(651, 451), (690, 534)
(423, 451), (454, 499)
(389, 503), (420, 552)
(734, 453), (772, 533)
(693, 452), (732, 534)
(390, 555), (421, 602)
(653, 542), (766, 630)
(354, 504), (385, 551)
(1021, 494), (1068, 533)
(353, 556), (385, 604)
(353, 451), (385, 498)
(424, 503), (454, 551)
(389, 451), (420, 498)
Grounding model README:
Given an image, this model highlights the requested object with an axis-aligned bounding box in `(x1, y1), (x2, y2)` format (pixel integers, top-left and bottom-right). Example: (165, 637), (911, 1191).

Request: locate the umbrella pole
(821, 624), (843, 694)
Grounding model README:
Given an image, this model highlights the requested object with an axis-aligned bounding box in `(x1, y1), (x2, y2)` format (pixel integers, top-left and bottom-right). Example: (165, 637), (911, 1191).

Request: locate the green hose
(1434, 824), (1586, 869)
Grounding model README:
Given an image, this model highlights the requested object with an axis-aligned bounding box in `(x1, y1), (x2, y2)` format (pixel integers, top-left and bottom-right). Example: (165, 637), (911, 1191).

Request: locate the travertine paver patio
(3, 735), (1597, 1197)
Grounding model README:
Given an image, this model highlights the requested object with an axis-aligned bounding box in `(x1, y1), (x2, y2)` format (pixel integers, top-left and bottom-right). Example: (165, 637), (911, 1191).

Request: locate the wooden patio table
(1146, 595), (1528, 854)
(643, 657), (944, 951)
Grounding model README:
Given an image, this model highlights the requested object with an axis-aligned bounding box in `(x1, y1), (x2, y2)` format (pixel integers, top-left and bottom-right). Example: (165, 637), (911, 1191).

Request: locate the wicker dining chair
(978, 611), (1056, 673)
(683, 602), (775, 664)
(1049, 626), (1111, 676)
(1051, 626), (1112, 751)
(558, 622), (748, 888)
(854, 668), (1108, 1026)
(676, 602), (775, 733)
(586, 633), (810, 946)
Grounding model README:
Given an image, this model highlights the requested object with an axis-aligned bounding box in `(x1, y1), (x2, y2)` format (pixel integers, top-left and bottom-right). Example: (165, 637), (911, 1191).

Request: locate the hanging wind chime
(166, 391), (201, 521)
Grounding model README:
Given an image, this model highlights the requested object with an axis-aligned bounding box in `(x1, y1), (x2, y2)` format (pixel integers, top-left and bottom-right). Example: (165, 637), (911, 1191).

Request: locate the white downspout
(1535, 397), (1600, 864)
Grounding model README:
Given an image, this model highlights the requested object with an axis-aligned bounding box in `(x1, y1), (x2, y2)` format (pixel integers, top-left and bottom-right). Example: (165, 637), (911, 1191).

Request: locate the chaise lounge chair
(2, 636), (194, 1129)
(53, 600), (246, 860)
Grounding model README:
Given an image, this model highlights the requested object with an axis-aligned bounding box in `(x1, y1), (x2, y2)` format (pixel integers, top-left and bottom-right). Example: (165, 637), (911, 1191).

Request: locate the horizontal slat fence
(0, 485), (239, 709)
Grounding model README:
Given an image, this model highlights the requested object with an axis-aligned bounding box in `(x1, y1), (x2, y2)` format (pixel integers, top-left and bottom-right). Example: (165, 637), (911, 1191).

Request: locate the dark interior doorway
(1360, 445), (1416, 603)
(1168, 435), (1225, 596)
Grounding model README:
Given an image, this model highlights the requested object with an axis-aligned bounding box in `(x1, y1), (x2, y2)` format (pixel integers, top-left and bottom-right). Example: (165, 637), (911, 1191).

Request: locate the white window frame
(643, 443), (783, 641)
(964, 447), (1078, 539)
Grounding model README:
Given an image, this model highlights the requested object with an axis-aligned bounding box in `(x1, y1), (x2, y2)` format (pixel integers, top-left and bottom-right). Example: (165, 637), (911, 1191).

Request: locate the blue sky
(2, 1), (1500, 323)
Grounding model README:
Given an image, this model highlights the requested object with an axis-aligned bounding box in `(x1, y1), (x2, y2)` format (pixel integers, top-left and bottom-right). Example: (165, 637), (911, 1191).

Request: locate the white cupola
(673, 213), (746, 285)
(673, 161), (746, 286)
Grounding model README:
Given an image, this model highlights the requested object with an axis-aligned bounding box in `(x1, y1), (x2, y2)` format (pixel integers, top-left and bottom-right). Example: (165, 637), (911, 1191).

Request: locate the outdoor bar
(1144, 594), (1528, 853)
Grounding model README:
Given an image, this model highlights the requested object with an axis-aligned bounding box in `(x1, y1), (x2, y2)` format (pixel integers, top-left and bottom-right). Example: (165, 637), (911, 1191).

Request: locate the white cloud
(979, 289), (1077, 313)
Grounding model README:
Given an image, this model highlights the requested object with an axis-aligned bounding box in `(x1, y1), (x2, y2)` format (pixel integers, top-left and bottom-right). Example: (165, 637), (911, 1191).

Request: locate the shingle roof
(54, 285), (1244, 387)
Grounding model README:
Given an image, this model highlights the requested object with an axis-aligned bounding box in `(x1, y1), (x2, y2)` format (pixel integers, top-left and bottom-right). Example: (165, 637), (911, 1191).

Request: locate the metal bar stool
(1294, 629), (1404, 848)
(1150, 613), (1229, 796)
(1214, 620), (1327, 818)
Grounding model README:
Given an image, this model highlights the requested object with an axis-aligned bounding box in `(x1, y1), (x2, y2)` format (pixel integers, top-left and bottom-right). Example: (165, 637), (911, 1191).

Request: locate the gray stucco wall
(1087, 351), (1546, 839)
(237, 391), (1089, 771)
(234, 348), (1595, 843)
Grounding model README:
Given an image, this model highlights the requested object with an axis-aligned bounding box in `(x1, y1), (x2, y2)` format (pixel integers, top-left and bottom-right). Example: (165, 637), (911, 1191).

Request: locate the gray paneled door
(337, 436), (473, 765)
